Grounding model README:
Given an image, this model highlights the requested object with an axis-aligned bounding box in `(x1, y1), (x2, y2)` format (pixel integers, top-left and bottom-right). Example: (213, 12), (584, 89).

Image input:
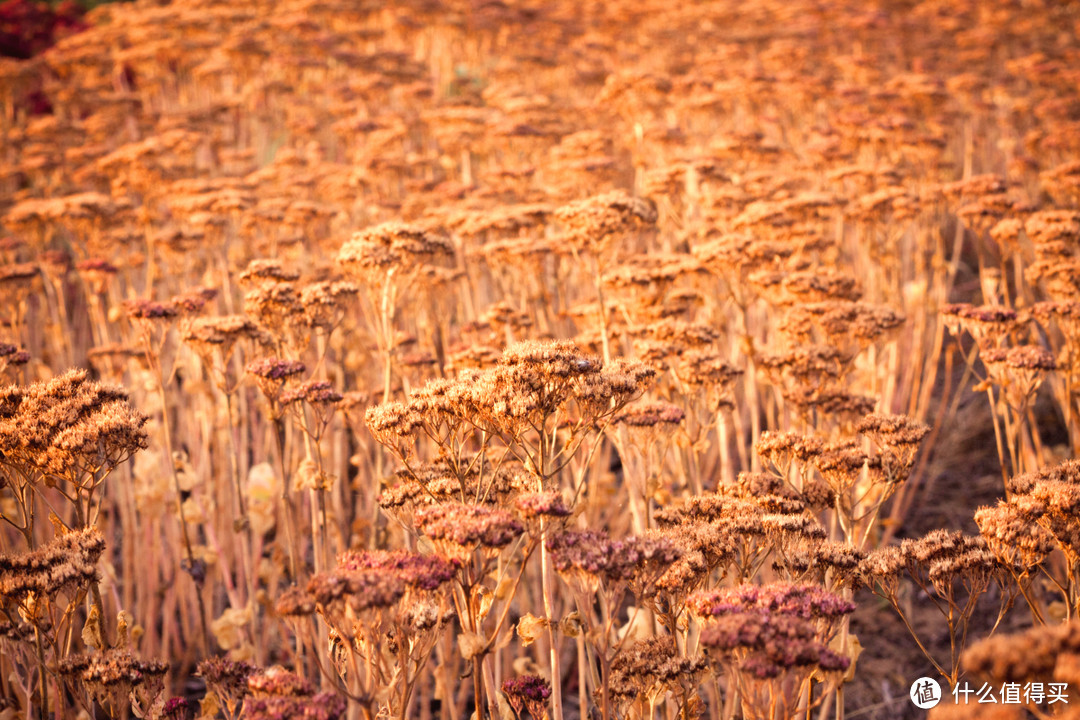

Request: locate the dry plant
(1, 0), (1080, 718)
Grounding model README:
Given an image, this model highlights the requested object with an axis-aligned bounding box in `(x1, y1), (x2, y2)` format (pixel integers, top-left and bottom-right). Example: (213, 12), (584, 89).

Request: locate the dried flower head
(298, 280), (359, 328)
(613, 401), (685, 428)
(962, 621), (1080, 685)
(338, 222), (454, 274)
(305, 569), (407, 618)
(975, 500), (1055, 573)
(0, 369), (148, 485)
(242, 692), (347, 720)
(942, 303), (1024, 348)
(246, 358), (306, 405)
(336, 549), (456, 591)
(170, 287), (218, 315)
(755, 431), (824, 475)
(124, 298), (179, 321)
(608, 636), (707, 707)
(246, 667), (313, 698)
(545, 529), (679, 594)
(502, 675), (551, 720)
(515, 491), (572, 520)
(554, 190), (657, 254)
(0, 527), (105, 608)
(698, 610), (849, 678)
(57, 650), (167, 719)
(183, 314), (263, 360)
(238, 259), (300, 285)
(415, 502), (524, 559)
(197, 657), (255, 715)
(687, 583), (855, 623)
(981, 345), (1056, 371)
(279, 380), (343, 406)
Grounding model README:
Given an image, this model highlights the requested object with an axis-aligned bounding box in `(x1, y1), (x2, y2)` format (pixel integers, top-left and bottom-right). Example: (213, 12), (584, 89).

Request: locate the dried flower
(57, 650), (167, 719)
(687, 583), (855, 623)
(415, 503), (524, 559)
(279, 380), (343, 406)
(0, 527), (105, 607)
(963, 620), (1080, 686)
(305, 569), (407, 615)
(613, 401), (685, 428)
(698, 610), (849, 677)
(515, 491), (572, 520)
(0, 369), (148, 486)
(975, 501), (1055, 573)
(546, 530), (679, 594)
(238, 259), (300, 285)
(502, 675), (551, 720)
(197, 656), (255, 715)
(161, 697), (190, 720)
(554, 190), (657, 253)
(170, 287), (218, 315)
(336, 549), (456, 591)
(246, 358), (306, 406)
(609, 636), (707, 707)
(124, 298), (179, 321)
(338, 222), (453, 274)
(241, 691), (346, 720)
(942, 304), (1024, 348)
(246, 667), (313, 698)
(246, 358), (307, 382)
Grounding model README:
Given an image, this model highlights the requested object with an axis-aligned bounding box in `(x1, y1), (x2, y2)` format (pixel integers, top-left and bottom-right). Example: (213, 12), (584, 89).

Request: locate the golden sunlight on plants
(2, 0), (1080, 719)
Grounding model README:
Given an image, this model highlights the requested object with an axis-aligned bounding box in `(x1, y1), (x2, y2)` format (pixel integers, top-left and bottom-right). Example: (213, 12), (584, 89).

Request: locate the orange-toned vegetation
(2, 0), (1080, 719)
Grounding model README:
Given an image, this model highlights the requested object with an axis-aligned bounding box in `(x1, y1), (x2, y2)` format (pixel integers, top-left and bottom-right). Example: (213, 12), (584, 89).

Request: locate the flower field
(2, 0), (1080, 718)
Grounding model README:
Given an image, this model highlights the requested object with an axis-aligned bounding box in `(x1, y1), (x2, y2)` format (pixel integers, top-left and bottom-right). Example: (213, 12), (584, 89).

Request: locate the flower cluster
(554, 190), (658, 253)
(0, 369), (148, 485)
(502, 675), (552, 720)
(545, 529), (680, 592)
(0, 527), (105, 606)
(197, 656), (255, 717)
(608, 636), (707, 709)
(338, 223), (454, 274)
(415, 502), (524, 559)
(336, 549), (456, 591)
(687, 583), (856, 625)
(56, 650), (168, 719)
(697, 596), (850, 682)
(241, 666), (346, 720)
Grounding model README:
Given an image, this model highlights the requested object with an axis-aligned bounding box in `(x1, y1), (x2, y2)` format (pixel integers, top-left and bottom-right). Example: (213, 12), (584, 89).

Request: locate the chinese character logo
(911, 677), (942, 709)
